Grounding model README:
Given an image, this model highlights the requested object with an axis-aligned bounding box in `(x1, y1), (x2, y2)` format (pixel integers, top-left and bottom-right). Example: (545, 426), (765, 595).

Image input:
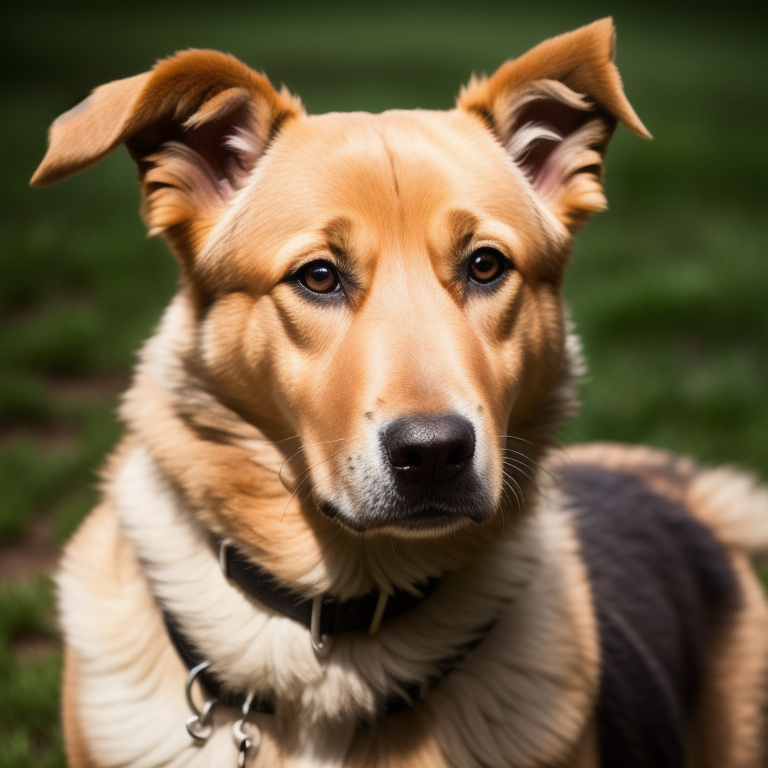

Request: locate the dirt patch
(0, 422), (78, 451)
(0, 541), (60, 582)
(11, 632), (60, 660)
(0, 515), (60, 582)
(47, 373), (129, 400)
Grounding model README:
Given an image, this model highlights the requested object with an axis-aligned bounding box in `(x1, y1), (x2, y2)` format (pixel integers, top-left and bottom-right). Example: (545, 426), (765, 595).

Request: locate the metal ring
(233, 691), (261, 765)
(186, 712), (214, 742)
(184, 660), (218, 743)
(185, 660), (214, 718)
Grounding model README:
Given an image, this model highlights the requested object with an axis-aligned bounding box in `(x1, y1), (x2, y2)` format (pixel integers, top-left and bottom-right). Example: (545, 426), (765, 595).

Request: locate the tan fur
(34, 18), (767, 768)
(62, 647), (97, 768)
(567, 720), (599, 768)
(687, 553), (768, 768)
(346, 710), (448, 768)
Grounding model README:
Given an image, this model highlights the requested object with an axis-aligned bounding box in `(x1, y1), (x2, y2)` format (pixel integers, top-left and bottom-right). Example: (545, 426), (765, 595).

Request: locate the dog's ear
(31, 50), (302, 263)
(458, 18), (650, 233)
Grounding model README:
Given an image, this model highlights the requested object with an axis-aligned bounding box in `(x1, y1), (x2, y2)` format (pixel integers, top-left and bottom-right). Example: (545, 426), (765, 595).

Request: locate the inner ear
(129, 91), (268, 247)
(505, 85), (601, 184)
(31, 49), (303, 269)
(131, 88), (264, 192)
(501, 81), (611, 193)
(492, 80), (615, 232)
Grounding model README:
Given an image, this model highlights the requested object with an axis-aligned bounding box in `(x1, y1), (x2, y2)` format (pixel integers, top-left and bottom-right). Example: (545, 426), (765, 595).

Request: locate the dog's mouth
(318, 496), (493, 534)
(315, 464), (497, 535)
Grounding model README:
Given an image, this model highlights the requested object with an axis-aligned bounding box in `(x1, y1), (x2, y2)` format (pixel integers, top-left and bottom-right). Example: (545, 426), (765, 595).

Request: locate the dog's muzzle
(320, 413), (494, 533)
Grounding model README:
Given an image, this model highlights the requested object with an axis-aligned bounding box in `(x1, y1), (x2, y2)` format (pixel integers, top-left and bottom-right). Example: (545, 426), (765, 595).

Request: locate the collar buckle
(219, 537), (234, 582)
(310, 596), (334, 657)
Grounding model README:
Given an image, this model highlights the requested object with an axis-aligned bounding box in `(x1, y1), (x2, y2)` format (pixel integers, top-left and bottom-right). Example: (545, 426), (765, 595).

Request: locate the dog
(32, 18), (768, 768)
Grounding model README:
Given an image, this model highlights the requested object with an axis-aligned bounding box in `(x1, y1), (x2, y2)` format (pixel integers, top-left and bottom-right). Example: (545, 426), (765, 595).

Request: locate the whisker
(497, 487), (514, 531)
(501, 453), (534, 472)
(497, 434), (533, 445)
(309, 465), (345, 509)
(270, 434), (302, 446)
(498, 484), (512, 508)
(389, 538), (406, 571)
(500, 448), (555, 483)
(501, 457), (536, 484)
(507, 474), (525, 499)
(504, 461), (538, 496)
(244, 459), (281, 476)
(278, 437), (348, 490)
(234, 432), (302, 449)
(501, 472), (523, 509)
(500, 447), (535, 461)
(281, 449), (345, 520)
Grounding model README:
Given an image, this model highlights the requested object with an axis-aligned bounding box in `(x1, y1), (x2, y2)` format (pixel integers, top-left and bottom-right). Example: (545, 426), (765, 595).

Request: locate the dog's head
(33, 19), (647, 589)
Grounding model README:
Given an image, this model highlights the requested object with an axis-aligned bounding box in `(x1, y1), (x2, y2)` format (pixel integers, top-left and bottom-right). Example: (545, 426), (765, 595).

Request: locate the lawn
(1, 1), (766, 764)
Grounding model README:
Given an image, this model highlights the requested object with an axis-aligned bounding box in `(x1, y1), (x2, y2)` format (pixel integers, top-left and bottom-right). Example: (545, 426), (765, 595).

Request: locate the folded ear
(31, 50), (302, 263)
(458, 18), (650, 233)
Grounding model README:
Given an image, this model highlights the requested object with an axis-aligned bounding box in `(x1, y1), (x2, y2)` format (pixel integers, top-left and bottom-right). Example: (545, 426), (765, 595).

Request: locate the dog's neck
(112, 443), (549, 717)
(161, 546), (481, 726)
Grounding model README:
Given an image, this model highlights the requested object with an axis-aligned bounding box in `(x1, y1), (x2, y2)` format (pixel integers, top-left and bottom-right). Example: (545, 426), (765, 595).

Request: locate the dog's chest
(59, 445), (599, 767)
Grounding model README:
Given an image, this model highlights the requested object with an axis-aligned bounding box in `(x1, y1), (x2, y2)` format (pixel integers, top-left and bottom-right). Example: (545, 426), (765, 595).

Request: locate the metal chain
(184, 661), (218, 741)
(232, 691), (260, 767)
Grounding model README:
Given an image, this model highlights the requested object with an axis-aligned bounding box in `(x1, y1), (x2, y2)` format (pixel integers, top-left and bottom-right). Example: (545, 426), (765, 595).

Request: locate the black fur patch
(562, 464), (738, 768)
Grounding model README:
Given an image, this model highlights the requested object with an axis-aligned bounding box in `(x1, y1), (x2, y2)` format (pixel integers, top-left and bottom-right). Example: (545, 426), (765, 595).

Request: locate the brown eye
(299, 261), (339, 294)
(468, 248), (507, 285)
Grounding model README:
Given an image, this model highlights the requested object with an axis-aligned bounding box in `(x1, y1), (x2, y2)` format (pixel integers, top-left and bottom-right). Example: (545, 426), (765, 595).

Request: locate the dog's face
(33, 20), (647, 574)
(199, 108), (571, 535)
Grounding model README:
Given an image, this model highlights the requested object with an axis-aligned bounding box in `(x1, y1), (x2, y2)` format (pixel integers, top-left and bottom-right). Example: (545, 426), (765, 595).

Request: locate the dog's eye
(468, 248), (507, 285)
(298, 261), (340, 294)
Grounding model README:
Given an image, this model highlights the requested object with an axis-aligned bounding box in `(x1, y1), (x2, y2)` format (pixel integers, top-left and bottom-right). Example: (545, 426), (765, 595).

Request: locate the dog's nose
(383, 415), (476, 486)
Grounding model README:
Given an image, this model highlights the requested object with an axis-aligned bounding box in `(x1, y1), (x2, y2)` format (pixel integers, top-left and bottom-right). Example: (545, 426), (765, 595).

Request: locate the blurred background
(1, 1), (766, 764)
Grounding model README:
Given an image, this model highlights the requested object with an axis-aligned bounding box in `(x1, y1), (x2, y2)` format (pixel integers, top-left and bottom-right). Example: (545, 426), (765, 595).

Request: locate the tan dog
(33, 19), (768, 768)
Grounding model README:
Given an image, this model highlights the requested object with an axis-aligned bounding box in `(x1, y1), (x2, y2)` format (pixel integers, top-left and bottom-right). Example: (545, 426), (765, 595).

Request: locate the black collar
(219, 538), (442, 637)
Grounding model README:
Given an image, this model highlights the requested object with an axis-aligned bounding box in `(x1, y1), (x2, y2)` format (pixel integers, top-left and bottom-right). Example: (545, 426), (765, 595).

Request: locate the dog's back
(556, 444), (768, 767)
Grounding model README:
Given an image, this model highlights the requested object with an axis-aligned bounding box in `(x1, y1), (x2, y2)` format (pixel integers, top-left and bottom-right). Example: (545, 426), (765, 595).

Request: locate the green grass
(0, 579), (63, 768)
(1, 2), (766, 764)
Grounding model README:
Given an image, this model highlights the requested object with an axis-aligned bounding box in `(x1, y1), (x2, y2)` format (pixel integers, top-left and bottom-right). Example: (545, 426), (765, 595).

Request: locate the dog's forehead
(206, 107), (554, 288)
(268, 109), (531, 220)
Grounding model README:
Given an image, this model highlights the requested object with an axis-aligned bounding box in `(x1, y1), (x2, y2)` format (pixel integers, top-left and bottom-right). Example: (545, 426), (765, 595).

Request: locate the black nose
(382, 415), (476, 487)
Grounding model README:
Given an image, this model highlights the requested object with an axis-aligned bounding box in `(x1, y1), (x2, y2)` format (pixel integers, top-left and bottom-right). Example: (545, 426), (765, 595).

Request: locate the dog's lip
(318, 500), (491, 533)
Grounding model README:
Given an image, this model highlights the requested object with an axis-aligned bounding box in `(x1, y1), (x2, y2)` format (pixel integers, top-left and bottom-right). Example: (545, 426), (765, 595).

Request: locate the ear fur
(458, 18), (650, 232)
(31, 50), (303, 262)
